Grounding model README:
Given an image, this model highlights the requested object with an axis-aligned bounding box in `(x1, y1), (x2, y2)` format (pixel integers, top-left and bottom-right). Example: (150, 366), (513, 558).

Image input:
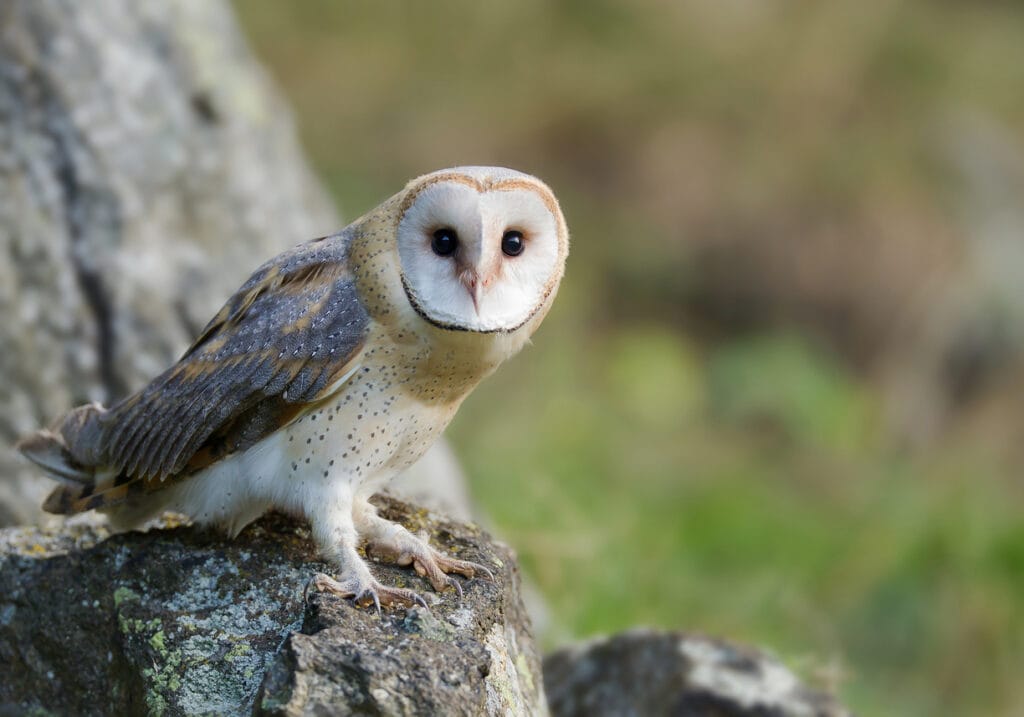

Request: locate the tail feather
(17, 402), (134, 515)
(42, 474), (138, 515)
(16, 430), (92, 484)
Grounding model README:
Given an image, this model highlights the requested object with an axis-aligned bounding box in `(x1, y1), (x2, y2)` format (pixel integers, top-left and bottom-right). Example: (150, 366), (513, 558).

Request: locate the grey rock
(544, 628), (849, 717)
(0, 0), (467, 528)
(0, 495), (546, 716)
(0, 0), (338, 525)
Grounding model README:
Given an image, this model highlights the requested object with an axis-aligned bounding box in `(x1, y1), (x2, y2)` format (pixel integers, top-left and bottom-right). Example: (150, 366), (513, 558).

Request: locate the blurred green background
(233, 3), (1024, 715)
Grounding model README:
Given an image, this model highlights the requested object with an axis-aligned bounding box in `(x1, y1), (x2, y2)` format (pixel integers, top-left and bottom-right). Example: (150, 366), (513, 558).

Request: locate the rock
(0, 0), (467, 528)
(0, 0), (337, 525)
(544, 628), (849, 717)
(0, 495), (546, 716)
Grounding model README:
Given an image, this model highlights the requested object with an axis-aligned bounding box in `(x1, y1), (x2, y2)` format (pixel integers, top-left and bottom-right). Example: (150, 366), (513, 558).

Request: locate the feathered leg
(307, 488), (426, 611)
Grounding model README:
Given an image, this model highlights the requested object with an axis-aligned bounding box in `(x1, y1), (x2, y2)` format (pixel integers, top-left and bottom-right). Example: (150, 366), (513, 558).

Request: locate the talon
(311, 572), (347, 596)
(363, 525), (497, 598)
(436, 554), (494, 583)
(310, 571), (424, 612)
(355, 588), (382, 615)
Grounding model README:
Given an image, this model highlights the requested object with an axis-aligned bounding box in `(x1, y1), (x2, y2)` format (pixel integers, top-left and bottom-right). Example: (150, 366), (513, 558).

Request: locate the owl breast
(280, 319), (499, 495)
(282, 367), (455, 496)
(158, 303), (509, 533)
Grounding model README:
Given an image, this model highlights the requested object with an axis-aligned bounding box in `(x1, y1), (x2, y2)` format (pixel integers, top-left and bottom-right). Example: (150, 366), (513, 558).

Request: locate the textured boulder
(0, 0), (466, 527)
(544, 629), (849, 717)
(0, 495), (545, 716)
(0, 0), (337, 525)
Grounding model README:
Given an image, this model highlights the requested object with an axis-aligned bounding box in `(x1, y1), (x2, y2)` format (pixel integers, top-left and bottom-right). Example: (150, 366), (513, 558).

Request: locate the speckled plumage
(19, 166), (568, 608)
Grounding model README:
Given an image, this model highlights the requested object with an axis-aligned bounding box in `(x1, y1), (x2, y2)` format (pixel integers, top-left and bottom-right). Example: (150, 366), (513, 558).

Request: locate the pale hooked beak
(459, 270), (484, 313)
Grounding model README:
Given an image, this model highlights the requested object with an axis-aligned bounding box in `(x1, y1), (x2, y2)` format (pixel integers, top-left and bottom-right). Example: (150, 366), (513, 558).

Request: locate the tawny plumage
(18, 166), (568, 609)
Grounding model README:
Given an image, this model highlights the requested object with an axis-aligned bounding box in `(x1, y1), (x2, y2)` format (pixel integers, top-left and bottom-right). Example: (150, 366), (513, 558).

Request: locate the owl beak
(460, 271), (484, 314)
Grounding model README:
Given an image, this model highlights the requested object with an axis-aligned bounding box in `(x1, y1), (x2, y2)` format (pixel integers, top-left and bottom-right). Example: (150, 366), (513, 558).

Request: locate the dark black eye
(431, 228), (459, 256)
(501, 230), (525, 257)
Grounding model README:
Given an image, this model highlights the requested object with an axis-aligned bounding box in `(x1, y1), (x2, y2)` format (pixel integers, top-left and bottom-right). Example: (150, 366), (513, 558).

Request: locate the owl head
(394, 166), (568, 334)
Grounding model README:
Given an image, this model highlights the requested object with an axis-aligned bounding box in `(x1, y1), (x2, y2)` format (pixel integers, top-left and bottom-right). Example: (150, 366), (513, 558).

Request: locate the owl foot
(366, 529), (495, 595)
(309, 571), (428, 614)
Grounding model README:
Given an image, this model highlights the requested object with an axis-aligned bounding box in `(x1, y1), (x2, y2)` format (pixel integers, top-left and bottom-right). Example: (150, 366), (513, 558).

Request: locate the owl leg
(354, 499), (494, 595)
(307, 497), (426, 612)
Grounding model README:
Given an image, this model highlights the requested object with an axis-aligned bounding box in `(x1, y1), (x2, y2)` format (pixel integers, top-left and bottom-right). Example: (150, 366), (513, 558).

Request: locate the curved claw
(470, 561), (496, 582)
(355, 587), (382, 615)
(434, 554), (495, 583)
(447, 574), (464, 600)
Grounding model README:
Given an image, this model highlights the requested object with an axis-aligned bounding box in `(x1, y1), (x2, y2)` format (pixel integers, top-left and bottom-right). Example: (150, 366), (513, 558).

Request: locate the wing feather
(146, 360), (268, 479)
(96, 230), (371, 482)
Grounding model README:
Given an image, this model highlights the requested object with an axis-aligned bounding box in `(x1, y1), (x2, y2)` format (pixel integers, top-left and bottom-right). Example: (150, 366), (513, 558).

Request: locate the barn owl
(18, 166), (568, 610)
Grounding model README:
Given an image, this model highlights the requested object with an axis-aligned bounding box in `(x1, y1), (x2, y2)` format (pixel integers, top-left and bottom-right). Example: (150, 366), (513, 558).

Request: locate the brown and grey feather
(95, 229), (370, 484)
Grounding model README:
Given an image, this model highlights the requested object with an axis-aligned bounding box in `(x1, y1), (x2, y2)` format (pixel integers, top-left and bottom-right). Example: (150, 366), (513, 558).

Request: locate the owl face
(396, 167), (567, 334)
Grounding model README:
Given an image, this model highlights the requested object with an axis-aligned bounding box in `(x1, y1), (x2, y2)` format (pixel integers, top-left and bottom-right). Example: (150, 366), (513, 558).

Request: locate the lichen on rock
(0, 496), (546, 716)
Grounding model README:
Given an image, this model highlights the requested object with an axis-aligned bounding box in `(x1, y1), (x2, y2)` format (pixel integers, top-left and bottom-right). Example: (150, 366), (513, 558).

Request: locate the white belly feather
(154, 365), (452, 537)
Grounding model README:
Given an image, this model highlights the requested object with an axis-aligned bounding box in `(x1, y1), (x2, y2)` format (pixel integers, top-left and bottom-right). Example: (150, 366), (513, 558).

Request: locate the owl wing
(98, 230), (371, 482)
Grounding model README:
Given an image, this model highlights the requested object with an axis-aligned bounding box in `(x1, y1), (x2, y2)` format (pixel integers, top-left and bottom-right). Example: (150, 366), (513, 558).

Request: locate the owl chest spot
(278, 370), (452, 489)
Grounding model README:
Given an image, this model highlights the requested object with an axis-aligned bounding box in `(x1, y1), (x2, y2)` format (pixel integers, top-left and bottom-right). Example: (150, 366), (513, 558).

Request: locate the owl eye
(431, 228), (459, 257)
(501, 230), (525, 257)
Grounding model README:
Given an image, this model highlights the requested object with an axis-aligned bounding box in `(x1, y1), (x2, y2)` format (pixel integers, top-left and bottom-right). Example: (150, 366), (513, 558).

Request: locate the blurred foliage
(234, 2), (1024, 715)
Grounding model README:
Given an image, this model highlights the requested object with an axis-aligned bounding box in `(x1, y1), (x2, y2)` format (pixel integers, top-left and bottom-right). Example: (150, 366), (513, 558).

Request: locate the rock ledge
(0, 496), (544, 716)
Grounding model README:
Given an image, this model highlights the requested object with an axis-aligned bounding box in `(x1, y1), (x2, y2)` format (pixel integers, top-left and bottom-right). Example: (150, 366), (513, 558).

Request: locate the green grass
(452, 325), (1024, 716)
(233, 3), (1024, 714)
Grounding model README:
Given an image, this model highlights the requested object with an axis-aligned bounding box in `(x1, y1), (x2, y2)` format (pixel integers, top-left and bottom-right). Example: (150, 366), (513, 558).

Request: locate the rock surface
(0, 495), (545, 716)
(544, 629), (849, 717)
(0, 0), (337, 525)
(0, 0), (467, 528)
